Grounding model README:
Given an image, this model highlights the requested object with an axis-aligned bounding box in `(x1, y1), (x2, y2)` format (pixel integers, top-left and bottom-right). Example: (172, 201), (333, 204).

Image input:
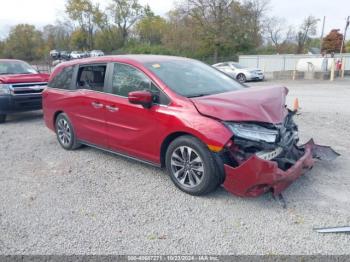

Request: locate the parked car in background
(50, 50), (71, 61)
(0, 59), (50, 123)
(213, 61), (264, 83)
(49, 50), (60, 60)
(60, 51), (71, 60)
(81, 51), (91, 58)
(90, 50), (105, 57)
(43, 55), (337, 197)
(70, 51), (83, 59)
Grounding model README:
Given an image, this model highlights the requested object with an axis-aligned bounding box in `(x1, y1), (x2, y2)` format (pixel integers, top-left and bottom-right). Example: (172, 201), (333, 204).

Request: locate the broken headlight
(0, 84), (11, 95)
(225, 122), (279, 143)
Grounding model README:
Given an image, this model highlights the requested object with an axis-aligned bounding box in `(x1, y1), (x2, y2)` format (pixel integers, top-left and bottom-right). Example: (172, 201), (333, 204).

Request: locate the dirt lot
(0, 79), (349, 255)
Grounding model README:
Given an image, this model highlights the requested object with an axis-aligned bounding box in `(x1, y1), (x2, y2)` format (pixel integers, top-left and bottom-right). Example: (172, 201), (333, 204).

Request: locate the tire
(55, 113), (81, 150)
(0, 114), (6, 124)
(237, 73), (247, 83)
(165, 135), (221, 196)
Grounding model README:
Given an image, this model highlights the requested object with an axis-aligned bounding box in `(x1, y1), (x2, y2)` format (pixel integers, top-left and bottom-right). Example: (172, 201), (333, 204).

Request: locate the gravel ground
(0, 79), (349, 255)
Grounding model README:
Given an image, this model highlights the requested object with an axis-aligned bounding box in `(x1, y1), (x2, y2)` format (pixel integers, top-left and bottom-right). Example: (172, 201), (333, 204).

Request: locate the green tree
(109, 0), (145, 45)
(3, 24), (44, 61)
(66, 0), (102, 49)
(163, 0), (268, 62)
(136, 10), (167, 45)
(346, 40), (350, 53)
(242, 0), (270, 48)
(184, 0), (234, 62)
(0, 40), (4, 58)
(70, 29), (88, 50)
(225, 1), (268, 54)
(161, 9), (202, 58)
(94, 27), (124, 52)
(91, 4), (124, 52)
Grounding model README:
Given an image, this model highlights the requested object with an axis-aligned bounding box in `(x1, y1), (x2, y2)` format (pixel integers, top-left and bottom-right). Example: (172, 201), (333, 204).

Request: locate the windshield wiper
(188, 93), (212, 98)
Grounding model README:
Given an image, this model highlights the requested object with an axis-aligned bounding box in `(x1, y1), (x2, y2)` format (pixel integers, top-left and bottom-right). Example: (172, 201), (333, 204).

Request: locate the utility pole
(340, 16), (350, 55)
(339, 16), (349, 78)
(320, 16), (326, 54)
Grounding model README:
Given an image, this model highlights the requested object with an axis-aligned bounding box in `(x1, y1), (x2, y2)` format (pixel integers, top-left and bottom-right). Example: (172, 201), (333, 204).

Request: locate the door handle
(106, 105), (119, 112)
(91, 102), (104, 109)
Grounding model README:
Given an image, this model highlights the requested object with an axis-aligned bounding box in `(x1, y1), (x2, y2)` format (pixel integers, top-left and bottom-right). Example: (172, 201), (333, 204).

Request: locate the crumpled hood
(0, 73), (50, 84)
(190, 86), (289, 124)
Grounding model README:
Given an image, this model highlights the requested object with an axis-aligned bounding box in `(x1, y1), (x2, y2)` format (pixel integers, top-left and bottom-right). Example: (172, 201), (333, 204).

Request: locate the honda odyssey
(43, 55), (338, 197)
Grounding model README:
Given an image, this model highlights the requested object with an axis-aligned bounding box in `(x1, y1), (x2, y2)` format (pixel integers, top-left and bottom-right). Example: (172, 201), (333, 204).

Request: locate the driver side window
(112, 63), (156, 97)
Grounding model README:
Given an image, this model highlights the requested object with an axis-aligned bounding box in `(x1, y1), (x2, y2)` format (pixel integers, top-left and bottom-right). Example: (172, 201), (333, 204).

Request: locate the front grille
(10, 82), (47, 96)
(13, 89), (43, 95)
(12, 95), (43, 110)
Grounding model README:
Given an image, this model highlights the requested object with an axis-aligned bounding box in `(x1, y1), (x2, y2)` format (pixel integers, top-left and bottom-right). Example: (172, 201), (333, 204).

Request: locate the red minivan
(43, 55), (338, 197)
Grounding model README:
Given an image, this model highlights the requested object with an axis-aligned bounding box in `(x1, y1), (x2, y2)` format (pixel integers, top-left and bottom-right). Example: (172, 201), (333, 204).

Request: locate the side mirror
(128, 90), (153, 108)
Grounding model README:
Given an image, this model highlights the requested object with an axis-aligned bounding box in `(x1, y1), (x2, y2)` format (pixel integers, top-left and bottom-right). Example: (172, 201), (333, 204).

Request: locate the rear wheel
(0, 114), (6, 124)
(237, 73), (247, 83)
(165, 136), (221, 196)
(55, 113), (81, 150)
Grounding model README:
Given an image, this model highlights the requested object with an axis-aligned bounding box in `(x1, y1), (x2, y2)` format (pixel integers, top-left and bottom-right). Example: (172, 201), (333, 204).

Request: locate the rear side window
(76, 65), (107, 92)
(49, 66), (74, 90)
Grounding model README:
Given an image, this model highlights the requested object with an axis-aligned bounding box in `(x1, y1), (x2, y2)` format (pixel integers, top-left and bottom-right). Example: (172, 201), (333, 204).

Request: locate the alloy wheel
(237, 74), (246, 83)
(57, 118), (72, 146)
(170, 146), (205, 188)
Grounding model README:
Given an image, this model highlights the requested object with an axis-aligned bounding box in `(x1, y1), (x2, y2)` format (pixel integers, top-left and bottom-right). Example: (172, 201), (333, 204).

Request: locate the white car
(70, 51), (83, 59)
(90, 50), (105, 57)
(212, 62), (264, 83)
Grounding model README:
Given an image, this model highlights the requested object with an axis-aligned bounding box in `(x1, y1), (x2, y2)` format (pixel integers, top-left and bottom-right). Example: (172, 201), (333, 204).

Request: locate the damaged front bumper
(223, 139), (339, 197)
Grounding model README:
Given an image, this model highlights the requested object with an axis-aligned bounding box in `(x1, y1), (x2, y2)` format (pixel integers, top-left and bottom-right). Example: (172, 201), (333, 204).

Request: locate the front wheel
(165, 136), (221, 196)
(0, 114), (6, 124)
(237, 73), (247, 83)
(55, 113), (81, 150)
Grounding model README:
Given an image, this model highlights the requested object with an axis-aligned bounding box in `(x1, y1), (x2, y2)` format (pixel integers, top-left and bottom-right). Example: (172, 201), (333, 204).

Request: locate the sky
(0, 0), (349, 40)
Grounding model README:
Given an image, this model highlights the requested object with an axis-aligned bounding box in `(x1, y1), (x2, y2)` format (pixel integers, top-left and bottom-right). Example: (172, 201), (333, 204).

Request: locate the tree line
(0, 0), (349, 63)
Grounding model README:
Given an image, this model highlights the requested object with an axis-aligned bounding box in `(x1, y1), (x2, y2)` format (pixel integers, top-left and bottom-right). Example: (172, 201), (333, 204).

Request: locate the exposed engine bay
(219, 111), (340, 197)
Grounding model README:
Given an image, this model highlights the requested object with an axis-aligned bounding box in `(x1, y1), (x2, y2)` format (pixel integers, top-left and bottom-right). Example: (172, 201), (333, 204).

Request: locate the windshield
(0, 61), (38, 75)
(145, 59), (244, 98)
(231, 63), (247, 69)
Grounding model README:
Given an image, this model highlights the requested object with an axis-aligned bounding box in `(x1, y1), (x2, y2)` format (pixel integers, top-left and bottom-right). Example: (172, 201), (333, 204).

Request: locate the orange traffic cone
(293, 98), (300, 112)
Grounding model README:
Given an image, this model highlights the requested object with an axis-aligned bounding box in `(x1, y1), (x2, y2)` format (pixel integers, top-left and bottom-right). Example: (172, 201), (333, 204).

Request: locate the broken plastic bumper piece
(223, 139), (340, 197)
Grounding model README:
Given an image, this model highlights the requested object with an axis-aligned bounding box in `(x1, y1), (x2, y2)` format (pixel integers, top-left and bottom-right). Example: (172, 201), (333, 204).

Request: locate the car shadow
(73, 138), (321, 209)
(5, 111), (43, 123)
(204, 185), (275, 205)
(78, 145), (279, 207)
